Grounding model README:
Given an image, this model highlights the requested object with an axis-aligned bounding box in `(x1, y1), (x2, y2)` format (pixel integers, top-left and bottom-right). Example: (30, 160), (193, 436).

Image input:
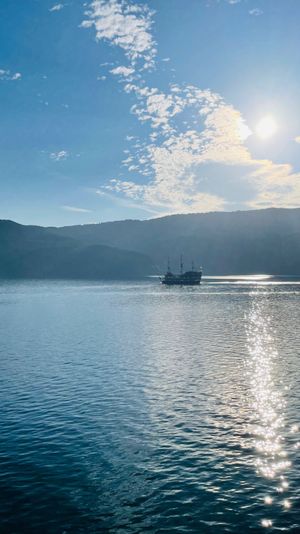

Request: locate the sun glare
(256, 116), (278, 140)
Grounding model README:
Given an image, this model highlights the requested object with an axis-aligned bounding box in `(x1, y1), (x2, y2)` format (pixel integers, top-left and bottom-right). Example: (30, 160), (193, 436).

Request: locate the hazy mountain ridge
(49, 208), (300, 275)
(1, 208), (300, 278)
(0, 220), (154, 279)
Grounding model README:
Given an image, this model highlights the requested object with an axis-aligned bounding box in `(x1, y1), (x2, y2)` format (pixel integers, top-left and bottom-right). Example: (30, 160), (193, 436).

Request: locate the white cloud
(49, 4), (64, 12)
(81, 0), (157, 71)
(106, 79), (300, 213)
(62, 205), (92, 213)
(83, 0), (300, 214)
(110, 65), (135, 77)
(295, 136), (300, 144)
(249, 8), (263, 16)
(50, 150), (69, 161)
(246, 160), (300, 209)
(0, 69), (21, 81)
(100, 84), (249, 212)
(130, 88), (185, 132)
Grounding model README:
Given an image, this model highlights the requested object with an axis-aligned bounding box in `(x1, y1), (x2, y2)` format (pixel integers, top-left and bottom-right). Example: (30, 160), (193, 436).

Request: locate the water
(0, 276), (300, 533)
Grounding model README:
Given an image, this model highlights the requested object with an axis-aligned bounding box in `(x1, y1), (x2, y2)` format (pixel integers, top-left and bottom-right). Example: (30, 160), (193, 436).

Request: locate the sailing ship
(161, 256), (202, 286)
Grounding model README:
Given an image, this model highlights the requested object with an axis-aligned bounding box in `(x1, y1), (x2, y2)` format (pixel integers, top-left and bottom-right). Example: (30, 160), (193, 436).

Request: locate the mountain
(1, 208), (300, 279)
(0, 220), (154, 279)
(48, 208), (300, 275)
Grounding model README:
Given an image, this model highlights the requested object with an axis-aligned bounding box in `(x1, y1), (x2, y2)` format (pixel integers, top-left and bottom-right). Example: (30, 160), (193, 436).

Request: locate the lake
(0, 277), (299, 533)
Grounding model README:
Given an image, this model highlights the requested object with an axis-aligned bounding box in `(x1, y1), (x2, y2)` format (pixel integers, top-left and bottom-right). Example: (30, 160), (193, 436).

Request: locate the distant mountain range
(1, 208), (300, 279)
(0, 220), (153, 280)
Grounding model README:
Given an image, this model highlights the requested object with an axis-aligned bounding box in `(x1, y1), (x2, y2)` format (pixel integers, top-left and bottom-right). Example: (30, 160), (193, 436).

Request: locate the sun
(256, 115), (278, 140)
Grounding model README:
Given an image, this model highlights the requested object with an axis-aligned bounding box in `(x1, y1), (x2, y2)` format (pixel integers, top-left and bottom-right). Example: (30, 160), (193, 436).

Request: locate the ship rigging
(161, 256), (202, 286)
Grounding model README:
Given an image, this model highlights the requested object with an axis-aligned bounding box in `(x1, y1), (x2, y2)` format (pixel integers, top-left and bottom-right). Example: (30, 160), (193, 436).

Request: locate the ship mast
(180, 254), (183, 275)
(167, 256), (171, 272)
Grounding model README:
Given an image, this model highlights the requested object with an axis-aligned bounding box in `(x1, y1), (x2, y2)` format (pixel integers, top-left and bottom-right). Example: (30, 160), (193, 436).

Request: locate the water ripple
(0, 278), (299, 532)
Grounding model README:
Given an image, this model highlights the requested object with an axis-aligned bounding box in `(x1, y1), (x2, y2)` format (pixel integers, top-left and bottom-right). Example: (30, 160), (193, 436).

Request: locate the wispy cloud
(0, 69), (21, 81)
(110, 65), (135, 77)
(95, 188), (159, 215)
(249, 8), (263, 16)
(49, 3), (65, 12)
(50, 150), (69, 161)
(247, 160), (300, 209)
(82, 0), (300, 214)
(62, 205), (92, 213)
(81, 0), (157, 71)
(103, 81), (254, 213)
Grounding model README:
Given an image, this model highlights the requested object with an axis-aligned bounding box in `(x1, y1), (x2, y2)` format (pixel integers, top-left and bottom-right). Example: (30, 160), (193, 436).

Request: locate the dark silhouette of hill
(1, 208), (300, 278)
(0, 220), (154, 279)
(48, 208), (300, 275)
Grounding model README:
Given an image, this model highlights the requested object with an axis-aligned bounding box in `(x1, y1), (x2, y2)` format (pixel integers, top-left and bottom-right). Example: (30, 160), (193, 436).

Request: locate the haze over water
(0, 277), (300, 533)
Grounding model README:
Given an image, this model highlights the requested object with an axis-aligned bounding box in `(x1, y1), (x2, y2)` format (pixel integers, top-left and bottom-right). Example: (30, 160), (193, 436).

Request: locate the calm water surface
(0, 277), (300, 533)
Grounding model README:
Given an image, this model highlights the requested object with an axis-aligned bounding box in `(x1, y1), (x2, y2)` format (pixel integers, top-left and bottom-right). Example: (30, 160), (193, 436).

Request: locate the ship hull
(161, 272), (202, 286)
(162, 280), (201, 286)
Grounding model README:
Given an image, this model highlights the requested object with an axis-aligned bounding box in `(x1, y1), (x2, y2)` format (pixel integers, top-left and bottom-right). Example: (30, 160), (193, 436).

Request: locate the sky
(1, 0), (300, 226)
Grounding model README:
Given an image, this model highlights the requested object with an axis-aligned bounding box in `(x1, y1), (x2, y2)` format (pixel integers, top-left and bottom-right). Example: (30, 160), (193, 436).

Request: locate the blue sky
(1, 0), (300, 226)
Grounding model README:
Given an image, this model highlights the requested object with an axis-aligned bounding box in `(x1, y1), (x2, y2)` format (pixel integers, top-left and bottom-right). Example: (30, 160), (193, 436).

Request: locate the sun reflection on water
(246, 293), (292, 527)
